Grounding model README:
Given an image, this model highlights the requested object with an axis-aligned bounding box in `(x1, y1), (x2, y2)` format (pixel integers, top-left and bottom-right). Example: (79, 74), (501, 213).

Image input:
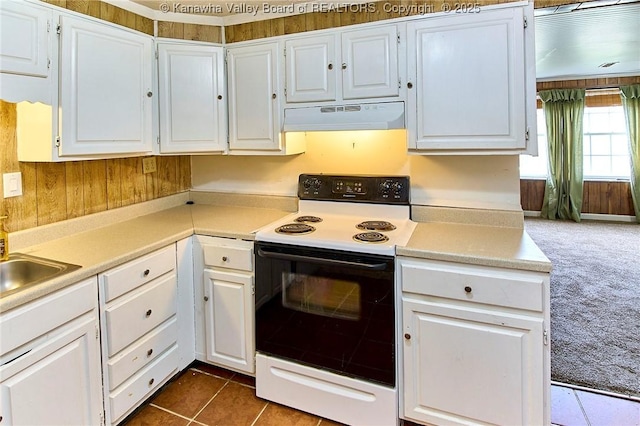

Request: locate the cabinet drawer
(400, 260), (545, 312)
(107, 317), (177, 390)
(102, 245), (175, 303)
(109, 344), (178, 423)
(0, 278), (97, 356)
(105, 274), (177, 356)
(203, 244), (252, 271)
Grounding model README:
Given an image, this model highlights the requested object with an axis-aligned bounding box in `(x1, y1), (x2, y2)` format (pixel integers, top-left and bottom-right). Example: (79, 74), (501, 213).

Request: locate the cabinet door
(285, 35), (337, 103)
(0, 314), (103, 426)
(402, 298), (544, 426)
(0, 0), (50, 78)
(203, 269), (254, 373)
(227, 43), (281, 151)
(407, 7), (526, 150)
(157, 43), (226, 153)
(341, 25), (399, 100)
(59, 15), (153, 156)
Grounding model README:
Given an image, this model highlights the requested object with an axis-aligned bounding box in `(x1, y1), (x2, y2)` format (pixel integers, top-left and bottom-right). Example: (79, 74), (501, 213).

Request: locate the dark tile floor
(124, 362), (640, 426)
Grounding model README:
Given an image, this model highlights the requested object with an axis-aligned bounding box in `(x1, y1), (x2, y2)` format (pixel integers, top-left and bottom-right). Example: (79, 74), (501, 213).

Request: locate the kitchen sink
(0, 253), (81, 298)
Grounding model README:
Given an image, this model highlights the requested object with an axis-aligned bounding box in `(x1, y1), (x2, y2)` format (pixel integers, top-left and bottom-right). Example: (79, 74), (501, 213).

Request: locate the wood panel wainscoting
(0, 100), (191, 233)
(520, 179), (635, 216)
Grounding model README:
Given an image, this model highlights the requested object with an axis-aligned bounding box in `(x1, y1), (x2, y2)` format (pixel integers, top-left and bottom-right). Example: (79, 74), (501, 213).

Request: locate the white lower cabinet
(399, 257), (550, 426)
(0, 278), (103, 426)
(98, 245), (180, 425)
(194, 236), (255, 374)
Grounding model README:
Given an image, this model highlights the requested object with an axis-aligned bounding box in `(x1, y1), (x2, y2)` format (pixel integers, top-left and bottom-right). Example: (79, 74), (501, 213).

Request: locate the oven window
(282, 273), (360, 321)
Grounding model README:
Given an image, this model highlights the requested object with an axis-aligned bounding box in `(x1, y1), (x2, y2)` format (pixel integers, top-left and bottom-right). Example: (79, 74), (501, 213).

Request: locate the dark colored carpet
(524, 218), (640, 398)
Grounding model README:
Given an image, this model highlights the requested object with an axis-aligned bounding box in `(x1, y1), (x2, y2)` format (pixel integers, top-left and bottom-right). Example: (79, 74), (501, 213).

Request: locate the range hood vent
(283, 101), (405, 132)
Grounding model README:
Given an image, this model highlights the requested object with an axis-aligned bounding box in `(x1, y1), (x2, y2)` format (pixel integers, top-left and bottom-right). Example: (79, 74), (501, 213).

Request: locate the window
(583, 106), (630, 179)
(520, 105), (631, 180)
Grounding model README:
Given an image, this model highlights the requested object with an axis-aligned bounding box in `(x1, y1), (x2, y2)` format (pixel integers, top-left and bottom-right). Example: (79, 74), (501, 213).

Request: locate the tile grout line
(188, 378), (232, 425)
(250, 401), (271, 426)
(147, 403), (197, 423)
(572, 389), (593, 426)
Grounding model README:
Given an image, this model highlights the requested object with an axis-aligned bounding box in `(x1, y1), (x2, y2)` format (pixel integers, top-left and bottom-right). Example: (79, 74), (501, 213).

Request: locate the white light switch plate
(3, 172), (23, 198)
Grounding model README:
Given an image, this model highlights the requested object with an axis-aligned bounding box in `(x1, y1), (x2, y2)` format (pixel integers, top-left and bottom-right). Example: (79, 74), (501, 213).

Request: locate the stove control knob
(391, 181), (404, 194)
(312, 179), (322, 190)
(303, 178), (313, 190)
(379, 181), (392, 194)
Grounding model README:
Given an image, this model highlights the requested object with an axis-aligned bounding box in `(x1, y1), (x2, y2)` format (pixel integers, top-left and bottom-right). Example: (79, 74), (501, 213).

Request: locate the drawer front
(102, 245), (175, 303)
(107, 317), (178, 390)
(203, 244), (252, 271)
(0, 278), (97, 356)
(400, 260), (544, 312)
(105, 274), (177, 357)
(109, 344), (179, 423)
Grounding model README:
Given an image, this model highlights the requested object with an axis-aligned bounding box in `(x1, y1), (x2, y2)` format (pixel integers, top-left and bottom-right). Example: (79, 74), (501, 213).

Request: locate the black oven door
(254, 241), (395, 387)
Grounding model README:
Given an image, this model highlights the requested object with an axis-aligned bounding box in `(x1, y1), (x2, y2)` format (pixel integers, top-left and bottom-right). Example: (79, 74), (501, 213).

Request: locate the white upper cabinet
(0, 0), (54, 103)
(157, 41), (226, 154)
(59, 14), (153, 156)
(285, 25), (401, 104)
(407, 6), (532, 153)
(227, 42), (280, 151)
(0, 0), (50, 78)
(285, 34), (337, 103)
(341, 25), (399, 100)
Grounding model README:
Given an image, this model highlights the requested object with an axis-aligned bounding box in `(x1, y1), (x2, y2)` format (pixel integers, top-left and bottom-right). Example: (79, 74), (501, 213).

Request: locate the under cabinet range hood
(283, 101), (405, 132)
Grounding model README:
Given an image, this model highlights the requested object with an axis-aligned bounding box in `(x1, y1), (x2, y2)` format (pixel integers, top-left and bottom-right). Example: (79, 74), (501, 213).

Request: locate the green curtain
(620, 85), (640, 223)
(539, 89), (586, 222)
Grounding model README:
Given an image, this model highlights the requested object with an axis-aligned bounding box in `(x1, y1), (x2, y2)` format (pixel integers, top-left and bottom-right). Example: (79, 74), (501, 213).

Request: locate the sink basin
(0, 253), (81, 298)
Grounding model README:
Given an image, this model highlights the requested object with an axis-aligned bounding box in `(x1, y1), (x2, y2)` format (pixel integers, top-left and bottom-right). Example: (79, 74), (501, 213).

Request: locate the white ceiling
(122, 0), (640, 81)
(534, 1), (640, 80)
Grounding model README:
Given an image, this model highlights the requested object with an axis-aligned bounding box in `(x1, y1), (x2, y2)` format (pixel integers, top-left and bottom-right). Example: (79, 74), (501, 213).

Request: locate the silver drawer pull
(145, 309), (152, 317)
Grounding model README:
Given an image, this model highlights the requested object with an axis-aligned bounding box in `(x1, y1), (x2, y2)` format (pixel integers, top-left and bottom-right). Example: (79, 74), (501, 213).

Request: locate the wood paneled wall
(225, 0), (604, 43)
(520, 179), (635, 216)
(41, 0), (154, 35)
(0, 1), (223, 233)
(0, 101), (191, 233)
(158, 21), (223, 43)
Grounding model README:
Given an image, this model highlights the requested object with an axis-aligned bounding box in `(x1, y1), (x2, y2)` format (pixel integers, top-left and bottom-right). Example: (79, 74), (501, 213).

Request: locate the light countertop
(398, 221), (551, 273)
(1, 200), (551, 313)
(0, 204), (292, 312)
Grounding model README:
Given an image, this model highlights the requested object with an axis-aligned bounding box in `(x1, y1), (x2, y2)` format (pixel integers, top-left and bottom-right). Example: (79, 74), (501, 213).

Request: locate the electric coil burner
(275, 223), (315, 235)
(254, 174), (416, 426)
(353, 231), (390, 243)
(356, 220), (397, 231)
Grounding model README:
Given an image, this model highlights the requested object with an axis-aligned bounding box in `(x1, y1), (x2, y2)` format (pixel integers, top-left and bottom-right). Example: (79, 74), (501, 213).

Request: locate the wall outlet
(3, 172), (23, 198)
(142, 157), (157, 174)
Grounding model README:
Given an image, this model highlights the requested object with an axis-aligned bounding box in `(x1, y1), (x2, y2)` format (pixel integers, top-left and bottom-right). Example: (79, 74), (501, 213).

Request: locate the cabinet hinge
(525, 127), (530, 141)
(284, 86), (287, 97)
(398, 79), (402, 89)
(524, 16), (528, 29)
(157, 136), (160, 145)
(95, 325), (99, 339)
(543, 329), (549, 346)
(283, 47), (286, 57)
(397, 33), (401, 44)
(47, 20), (51, 33)
(47, 58), (51, 69)
(55, 136), (61, 147)
(100, 411), (105, 426)
(251, 284), (255, 295)
(155, 49), (159, 59)
(56, 24), (61, 35)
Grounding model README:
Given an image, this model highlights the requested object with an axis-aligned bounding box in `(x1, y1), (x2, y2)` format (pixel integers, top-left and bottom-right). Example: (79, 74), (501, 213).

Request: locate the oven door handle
(256, 248), (389, 270)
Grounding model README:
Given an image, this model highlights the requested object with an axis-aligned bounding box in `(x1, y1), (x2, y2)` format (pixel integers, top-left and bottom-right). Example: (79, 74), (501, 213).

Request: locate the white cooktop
(255, 200), (417, 256)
